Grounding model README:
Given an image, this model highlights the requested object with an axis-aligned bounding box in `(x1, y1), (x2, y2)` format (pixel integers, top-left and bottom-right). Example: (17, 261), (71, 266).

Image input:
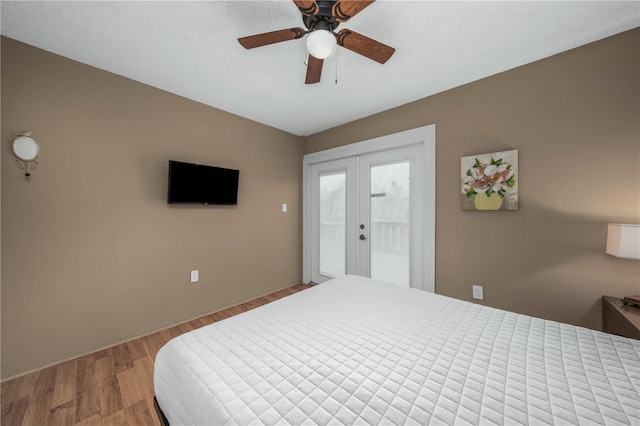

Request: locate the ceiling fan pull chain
(335, 48), (339, 84)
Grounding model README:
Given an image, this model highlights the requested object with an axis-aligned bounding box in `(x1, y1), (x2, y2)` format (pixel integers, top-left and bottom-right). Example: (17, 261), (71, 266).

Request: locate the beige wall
(2, 29), (639, 380)
(1, 37), (303, 379)
(304, 29), (640, 329)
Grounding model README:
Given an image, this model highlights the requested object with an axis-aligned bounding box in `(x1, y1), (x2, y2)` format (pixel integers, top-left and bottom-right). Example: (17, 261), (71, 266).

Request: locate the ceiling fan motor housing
(303, 1), (339, 33)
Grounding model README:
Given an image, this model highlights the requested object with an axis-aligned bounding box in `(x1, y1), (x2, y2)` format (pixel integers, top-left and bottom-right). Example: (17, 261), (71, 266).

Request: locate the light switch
(472, 285), (484, 300)
(282, 203), (287, 213)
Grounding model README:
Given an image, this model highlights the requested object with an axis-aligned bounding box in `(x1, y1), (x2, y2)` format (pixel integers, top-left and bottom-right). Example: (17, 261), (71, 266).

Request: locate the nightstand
(602, 296), (640, 340)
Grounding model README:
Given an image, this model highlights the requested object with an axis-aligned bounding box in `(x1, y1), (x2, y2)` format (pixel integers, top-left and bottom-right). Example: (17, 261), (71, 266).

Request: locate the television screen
(167, 160), (239, 205)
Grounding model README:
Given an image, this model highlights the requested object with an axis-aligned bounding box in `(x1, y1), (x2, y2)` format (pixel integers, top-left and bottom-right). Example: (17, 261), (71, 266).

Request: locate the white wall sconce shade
(13, 136), (39, 161)
(606, 223), (640, 260)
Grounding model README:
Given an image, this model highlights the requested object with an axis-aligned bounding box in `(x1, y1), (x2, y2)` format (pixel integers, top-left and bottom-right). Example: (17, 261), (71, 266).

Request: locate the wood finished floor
(1, 284), (312, 426)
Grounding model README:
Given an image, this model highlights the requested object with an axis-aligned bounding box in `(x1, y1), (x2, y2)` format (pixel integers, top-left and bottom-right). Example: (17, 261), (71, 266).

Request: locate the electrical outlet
(282, 203), (288, 213)
(472, 285), (484, 300)
(190, 270), (199, 283)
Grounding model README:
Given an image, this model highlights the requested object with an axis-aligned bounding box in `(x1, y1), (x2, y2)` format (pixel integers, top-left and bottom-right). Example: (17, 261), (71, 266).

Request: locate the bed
(154, 275), (640, 425)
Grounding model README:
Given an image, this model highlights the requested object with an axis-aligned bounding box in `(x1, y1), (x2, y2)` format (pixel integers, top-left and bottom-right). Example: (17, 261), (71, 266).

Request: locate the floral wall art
(461, 150), (518, 211)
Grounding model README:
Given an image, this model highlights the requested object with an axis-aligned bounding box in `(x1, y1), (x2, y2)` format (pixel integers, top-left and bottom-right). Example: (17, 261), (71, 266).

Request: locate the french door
(307, 144), (426, 288)
(309, 157), (357, 281)
(357, 146), (424, 287)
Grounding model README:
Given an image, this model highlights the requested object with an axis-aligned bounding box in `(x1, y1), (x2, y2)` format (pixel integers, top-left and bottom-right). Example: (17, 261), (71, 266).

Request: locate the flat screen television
(167, 160), (239, 205)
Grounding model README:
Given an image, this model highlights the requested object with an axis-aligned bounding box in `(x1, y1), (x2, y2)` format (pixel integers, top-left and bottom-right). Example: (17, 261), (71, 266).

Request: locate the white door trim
(303, 124), (436, 292)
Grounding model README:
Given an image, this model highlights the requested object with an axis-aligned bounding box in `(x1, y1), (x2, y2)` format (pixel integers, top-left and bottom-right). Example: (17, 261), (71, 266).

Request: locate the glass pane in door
(370, 161), (410, 287)
(319, 172), (346, 277)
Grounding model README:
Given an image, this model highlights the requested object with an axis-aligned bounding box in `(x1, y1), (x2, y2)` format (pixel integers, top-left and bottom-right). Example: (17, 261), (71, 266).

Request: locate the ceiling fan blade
(305, 55), (324, 84)
(238, 28), (305, 49)
(293, 0), (318, 16)
(332, 0), (375, 22)
(337, 29), (395, 64)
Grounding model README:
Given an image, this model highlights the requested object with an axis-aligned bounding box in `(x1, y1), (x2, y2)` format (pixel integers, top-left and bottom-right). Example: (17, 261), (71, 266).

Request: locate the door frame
(303, 124), (436, 292)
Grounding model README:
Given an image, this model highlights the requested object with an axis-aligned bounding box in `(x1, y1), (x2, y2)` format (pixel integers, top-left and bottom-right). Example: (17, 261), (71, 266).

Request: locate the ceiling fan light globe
(306, 29), (337, 59)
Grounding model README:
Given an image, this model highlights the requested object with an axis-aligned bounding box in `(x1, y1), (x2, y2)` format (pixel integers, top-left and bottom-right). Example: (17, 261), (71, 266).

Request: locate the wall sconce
(606, 223), (640, 260)
(11, 131), (39, 181)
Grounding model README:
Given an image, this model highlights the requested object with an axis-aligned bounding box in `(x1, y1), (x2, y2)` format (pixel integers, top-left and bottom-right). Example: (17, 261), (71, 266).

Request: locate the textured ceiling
(1, 1), (638, 136)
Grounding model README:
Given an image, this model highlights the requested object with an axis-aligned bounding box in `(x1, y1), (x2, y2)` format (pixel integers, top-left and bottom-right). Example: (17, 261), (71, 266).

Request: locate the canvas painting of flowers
(461, 150), (518, 211)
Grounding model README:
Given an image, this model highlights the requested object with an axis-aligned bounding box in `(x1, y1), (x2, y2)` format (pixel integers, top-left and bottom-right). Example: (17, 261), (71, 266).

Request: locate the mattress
(154, 275), (640, 425)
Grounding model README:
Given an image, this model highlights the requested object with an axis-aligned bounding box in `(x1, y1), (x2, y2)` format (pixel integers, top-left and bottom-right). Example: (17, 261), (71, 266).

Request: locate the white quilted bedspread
(154, 275), (640, 425)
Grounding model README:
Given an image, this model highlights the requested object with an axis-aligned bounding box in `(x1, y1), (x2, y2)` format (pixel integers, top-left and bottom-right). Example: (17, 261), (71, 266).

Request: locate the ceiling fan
(238, 0), (395, 84)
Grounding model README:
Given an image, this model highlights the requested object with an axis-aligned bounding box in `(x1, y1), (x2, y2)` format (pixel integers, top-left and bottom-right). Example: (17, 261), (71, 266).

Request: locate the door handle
(359, 234), (367, 240)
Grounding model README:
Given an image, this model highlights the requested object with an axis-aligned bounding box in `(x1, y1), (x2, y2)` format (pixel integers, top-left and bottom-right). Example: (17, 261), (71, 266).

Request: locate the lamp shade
(306, 29), (336, 59)
(606, 223), (640, 260)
